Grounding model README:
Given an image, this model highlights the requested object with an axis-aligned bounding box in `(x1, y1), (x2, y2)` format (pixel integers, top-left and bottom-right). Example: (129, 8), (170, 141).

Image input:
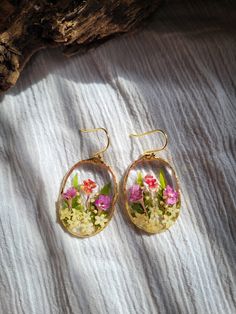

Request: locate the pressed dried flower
(95, 195), (111, 211)
(144, 174), (158, 189)
(163, 185), (178, 205)
(62, 187), (77, 200)
(129, 184), (143, 202)
(95, 214), (108, 228)
(82, 179), (97, 194)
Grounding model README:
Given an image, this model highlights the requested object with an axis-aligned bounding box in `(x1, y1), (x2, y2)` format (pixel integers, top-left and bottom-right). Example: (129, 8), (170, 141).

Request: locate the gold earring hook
(80, 127), (110, 159)
(129, 129), (168, 156)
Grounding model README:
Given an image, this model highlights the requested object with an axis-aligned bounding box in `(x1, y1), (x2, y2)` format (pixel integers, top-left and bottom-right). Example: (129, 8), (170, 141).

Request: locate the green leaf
(72, 173), (79, 189)
(143, 191), (153, 208)
(72, 196), (79, 208)
(136, 171), (143, 186)
(157, 188), (164, 199)
(159, 170), (167, 189)
(100, 183), (111, 195)
(75, 204), (84, 211)
(131, 203), (144, 214)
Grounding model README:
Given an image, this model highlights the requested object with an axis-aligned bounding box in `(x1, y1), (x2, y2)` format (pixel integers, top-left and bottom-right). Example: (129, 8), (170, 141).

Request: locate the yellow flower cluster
(132, 204), (180, 233)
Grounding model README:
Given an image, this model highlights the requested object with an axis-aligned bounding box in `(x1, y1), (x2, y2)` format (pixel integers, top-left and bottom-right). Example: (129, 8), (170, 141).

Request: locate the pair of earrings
(56, 128), (181, 238)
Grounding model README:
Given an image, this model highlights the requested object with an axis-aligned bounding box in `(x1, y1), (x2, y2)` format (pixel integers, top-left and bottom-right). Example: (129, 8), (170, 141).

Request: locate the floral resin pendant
(56, 128), (118, 238)
(123, 154), (181, 234)
(57, 157), (118, 237)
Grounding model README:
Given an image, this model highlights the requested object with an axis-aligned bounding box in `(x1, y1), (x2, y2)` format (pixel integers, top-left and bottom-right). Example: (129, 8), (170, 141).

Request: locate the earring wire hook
(129, 129), (168, 155)
(80, 127), (110, 158)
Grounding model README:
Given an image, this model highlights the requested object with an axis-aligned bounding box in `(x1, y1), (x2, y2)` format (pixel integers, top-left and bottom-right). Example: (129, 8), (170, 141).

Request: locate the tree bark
(0, 0), (161, 92)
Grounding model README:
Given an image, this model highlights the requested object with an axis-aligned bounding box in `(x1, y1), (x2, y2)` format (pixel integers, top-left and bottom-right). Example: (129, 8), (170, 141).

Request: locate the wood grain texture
(0, 0), (161, 92)
(0, 0), (236, 313)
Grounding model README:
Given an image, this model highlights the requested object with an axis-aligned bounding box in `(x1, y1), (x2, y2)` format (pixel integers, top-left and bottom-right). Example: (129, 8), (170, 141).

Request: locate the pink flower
(163, 185), (179, 205)
(62, 187), (77, 200)
(144, 174), (158, 189)
(95, 195), (111, 211)
(129, 185), (143, 202)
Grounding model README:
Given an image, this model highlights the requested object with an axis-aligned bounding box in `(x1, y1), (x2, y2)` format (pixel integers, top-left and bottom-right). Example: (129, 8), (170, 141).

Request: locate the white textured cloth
(0, 1), (236, 313)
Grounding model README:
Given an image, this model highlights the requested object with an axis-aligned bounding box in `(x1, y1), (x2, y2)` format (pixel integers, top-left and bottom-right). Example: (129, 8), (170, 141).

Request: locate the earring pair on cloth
(56, 128), (181, 238)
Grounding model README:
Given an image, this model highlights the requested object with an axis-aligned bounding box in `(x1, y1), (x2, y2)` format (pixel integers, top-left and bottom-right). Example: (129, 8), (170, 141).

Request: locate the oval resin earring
(123, 129), (181, 234)
(56, 128), (118, 238)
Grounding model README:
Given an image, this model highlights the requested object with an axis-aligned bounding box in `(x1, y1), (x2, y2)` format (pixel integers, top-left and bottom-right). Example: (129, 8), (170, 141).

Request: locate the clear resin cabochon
(57, 158), (118, 237)
(123, 155), (181, 234)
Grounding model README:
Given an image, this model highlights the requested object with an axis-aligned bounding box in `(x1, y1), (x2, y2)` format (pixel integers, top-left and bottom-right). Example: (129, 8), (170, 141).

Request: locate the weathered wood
(0, 0), (161, 92)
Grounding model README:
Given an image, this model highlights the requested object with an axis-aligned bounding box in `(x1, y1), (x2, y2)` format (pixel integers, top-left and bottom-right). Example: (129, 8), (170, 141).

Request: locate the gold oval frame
(123, 154), (181, 234)
(56, 157), (118, 238)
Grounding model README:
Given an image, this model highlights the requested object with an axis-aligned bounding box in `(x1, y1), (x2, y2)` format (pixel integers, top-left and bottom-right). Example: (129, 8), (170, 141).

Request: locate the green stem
(139, 199), (147, 215)
(68, 199), (72, 210)
(85, 195), (90, 211)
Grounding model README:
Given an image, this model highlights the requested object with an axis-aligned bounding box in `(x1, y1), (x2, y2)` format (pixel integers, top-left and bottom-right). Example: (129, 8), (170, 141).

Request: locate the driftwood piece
(0, 0), (161, 92)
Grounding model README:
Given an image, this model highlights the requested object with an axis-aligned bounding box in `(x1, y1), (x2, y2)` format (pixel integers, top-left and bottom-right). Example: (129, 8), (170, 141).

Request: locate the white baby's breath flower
(162, 216), (169, 224)
(67, 219), (80, 229)
(165, 220), (175, 229)
(72, 208), (81, 216)
(81, 222), (95, 235)
(171, 205), (180, 215)
(161, 215), (176, 229)
(133, 213), (149, 228)
(149, 211), (160, 224)
(146, 223), (163, 233)
(165, 205), (180, 219)
(60, 208), (71, 220)
(95, 214), (108, 228)
(81, 212), (92, 223)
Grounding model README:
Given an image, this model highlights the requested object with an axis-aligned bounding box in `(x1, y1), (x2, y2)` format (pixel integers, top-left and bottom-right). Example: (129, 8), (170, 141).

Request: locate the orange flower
(82, 179), (97, 194)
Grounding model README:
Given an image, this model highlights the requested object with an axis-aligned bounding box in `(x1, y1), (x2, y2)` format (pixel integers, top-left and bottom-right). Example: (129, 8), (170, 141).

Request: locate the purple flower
(95, 195), (111, 211)
(62, 187), (77, 200)
(129, 184), (143, 202)
(163, 185), (179, 205)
